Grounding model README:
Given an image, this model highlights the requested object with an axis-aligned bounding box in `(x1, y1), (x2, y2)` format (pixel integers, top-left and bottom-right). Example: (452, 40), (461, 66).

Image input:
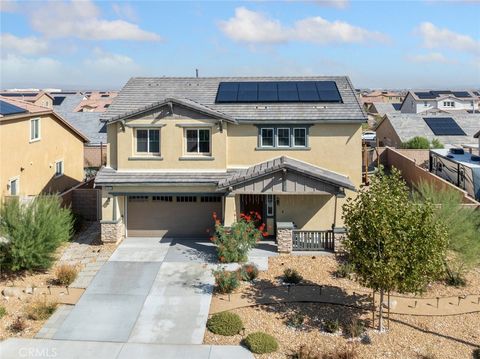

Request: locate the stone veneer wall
(277, 227), (293, 254)
(101, 220), (124, 243)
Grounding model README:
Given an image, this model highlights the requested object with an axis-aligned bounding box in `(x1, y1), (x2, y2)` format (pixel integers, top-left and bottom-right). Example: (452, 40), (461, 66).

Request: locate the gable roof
(0, 96), (50, 116)
(102, 76), (366, 123)
(370, 102), (400, 116)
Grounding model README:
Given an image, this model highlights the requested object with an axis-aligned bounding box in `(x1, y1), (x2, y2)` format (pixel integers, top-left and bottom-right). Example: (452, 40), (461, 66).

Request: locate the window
(136, 129), (160, 154)
(186, 129), (210, 154)
(153, 195), (172, 202)
(277, 128), (290, 147)
(293, 128), (307, 147)
(266, 194), (274, 217)
(9, 178), (19, 196)
(260, 128), (274, 147)
(424, 101), (428, 106)
(176, 196), (197, 202)
(129, 195), (148, 202)
(30, 118), (40, 141)
(443, 101), (455, 107)
(55, 160), (64, 177)
(200, 196), (221, 203)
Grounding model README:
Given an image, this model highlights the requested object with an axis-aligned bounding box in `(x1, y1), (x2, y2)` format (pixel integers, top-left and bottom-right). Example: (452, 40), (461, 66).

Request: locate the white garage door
(127, 195), (222, 238)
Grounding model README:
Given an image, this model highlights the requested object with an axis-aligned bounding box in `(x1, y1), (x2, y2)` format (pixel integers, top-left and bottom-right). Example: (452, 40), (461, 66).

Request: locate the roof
(0, 91), (54, 102)
(0, 96), (50, 116)
(407, 90), (479, 101)
(377, 113), (480, 146)
(474, 129), (480, 138)
(102, 76), (366, 123)
(370, 102), (400, 116)
(362, 91), (404, 98)
(217, 156), (355, 191)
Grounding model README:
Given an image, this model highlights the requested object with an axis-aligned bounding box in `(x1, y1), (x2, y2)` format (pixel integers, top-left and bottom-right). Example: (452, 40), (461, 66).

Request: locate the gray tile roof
(370, 102), (400, 116)
(217, 156), (355, 191)
(381, 113), (480, 145)
(102, 76), (366, 123)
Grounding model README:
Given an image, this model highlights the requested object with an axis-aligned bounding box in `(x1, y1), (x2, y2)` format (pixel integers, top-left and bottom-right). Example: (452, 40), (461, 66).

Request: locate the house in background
(400, 90), (480, 114)
(0, 91), (54, 109)
(360, 90), (404, 113)
(74, 91), (118, 113)
(0, 97), (88, 201)
(365, 102), (401, 128)
(95, 76), (366, 253)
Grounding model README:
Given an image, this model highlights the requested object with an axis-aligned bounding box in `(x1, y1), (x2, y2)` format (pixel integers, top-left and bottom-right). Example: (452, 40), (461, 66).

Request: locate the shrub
(0, 305), (6, 319)
(25, 299), (57, 320)
(322, 345), (358, 359)
(401, 136), (430, 149)
(9, 316), (26, 333)
(343, 319), (365, 338)
(55, 264), (78, 286)
(211, 212), (266, 263)
(238, 263), (259, 282)
(283, 268), (303, 284)
(335, 262), (355, 279)
(207, 312), (243, 336)
(0, 195), (73, 271)
(213, 268), (239, 294)
(323, 319), (340, 334)
(445, 271), (466, 287)
(289, 345), (320, 359)
(286, 312), (306, 329)
(472, 348), (480, 359)
(244, 332), (279, 354)
(430, 139), (444, 149)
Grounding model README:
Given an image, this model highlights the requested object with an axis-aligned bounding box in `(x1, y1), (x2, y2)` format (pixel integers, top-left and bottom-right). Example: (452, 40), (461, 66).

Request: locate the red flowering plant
(211, 211), (268, 263)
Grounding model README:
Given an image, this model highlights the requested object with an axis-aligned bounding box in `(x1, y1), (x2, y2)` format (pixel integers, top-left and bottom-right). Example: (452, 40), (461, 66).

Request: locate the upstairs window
(293, 128), (307, 147)
(277, 128), (290, 147)
(259, 126), (308, 149)
(136, 129), (160, 154)
(260, 128), (274, 147)
(55, 160), (64, 177)
(186, 129), (210, 154)
(30, 118), (40, 141)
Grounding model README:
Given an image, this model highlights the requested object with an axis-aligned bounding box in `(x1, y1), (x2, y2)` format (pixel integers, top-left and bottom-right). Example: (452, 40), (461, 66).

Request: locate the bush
(283, 268), (303, 284)
(55, 264), (78, 286)
(207, 312), (243, 336)
(0, 305), (6, 319)
(401, 136), (430, 149)
(322, 345), (358, 359)
(343, 319), (365, 338)
(472, 348), (480, 359)
(244, 332), (279, 354)
(211, 212), (266, 263)
(25, 299), (57, 320)
(323, 319), (340, 334)
(430, 139), (444, 149)
(213, 268), (239, 294)
(445, 271), (466, 287)
(238, 263), (259, 282)
(289, 345), (320, 359)
(9, 316), (26, 333)
(0, 196), (73, 271)
(285, 312), (306, 329)
(335, 262), (355, 279)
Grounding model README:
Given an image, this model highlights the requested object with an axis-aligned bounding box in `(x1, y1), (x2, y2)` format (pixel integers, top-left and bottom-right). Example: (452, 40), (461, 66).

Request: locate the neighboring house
(0, 97), (88, 201)
(375, 113), (480, 148)
(366, 102), (401, 128)
(74, 91), (118, 113)
(0, 91), (54, 109)
(95, 76), (366, 250)
(400, 90), (480, 114)
(361, 90), (404, 113)
(52, 93), (107, 169)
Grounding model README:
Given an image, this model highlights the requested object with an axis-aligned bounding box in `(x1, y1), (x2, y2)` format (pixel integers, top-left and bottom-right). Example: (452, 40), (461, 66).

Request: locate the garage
(126, 194), (222, 237)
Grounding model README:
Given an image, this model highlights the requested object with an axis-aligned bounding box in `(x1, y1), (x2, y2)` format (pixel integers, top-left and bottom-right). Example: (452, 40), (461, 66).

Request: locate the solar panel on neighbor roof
(451, 91), (471, 98)
(415, 92), (437, 99)
(0, 100), (28, 116)
(215, 81), (342, 103)
(53, 96), (66, 106)
(423, 117), (466, 136)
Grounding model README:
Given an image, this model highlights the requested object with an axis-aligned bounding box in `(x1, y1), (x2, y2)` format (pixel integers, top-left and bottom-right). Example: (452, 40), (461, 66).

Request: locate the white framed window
(8, 177), (19, 196)
(30, 118), (40, 141)
(293, 128), (307, 147)
(185, 128), (210, 154)
(260, 128), (274, 147)
(55, 160), (64, 177)
(266, 194), (274, 217)
(136, 129), (160, 154)
(277, 128), (290, 147)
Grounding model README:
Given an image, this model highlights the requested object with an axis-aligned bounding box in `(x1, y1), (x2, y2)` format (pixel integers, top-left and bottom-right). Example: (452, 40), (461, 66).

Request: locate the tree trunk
(378, 289), (384, 332)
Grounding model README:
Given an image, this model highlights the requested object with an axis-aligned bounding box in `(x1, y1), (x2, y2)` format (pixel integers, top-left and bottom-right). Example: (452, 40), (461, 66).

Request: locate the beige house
(0, 91), (54, 109)
(96, 77), (366, 252)
(0, 97), (88, 201)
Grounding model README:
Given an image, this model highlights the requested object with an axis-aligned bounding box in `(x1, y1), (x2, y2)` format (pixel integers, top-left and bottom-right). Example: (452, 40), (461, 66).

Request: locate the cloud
(313, 0), (349, 8)
(112, 3), (138, 22)
(85, 48), (137, 68)
(0, 0), (18, 12)
(0, 33), (49, 55)
(219, 7), (388, 45)
(26, 0), (161, 41)
(416, 22), (480, 55)
(406, 52), (455, 64)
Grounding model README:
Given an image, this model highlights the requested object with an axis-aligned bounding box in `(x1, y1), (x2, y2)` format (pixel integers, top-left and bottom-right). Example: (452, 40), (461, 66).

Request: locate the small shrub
(289, 345), (320, 359)
(213, 268), (239, 294)
(343, 319), (365, 338)
(286, 312), (306, 329)
(9, 316), (26, 333)
(238, 263), (259, 282)
(207, 312), (243, 336)
(445, 271), (466, 287)
(0, 305), (7, 319)
(430, 139), (444, 149)
(361, 334), (372, 345)
(25, 299), (57, 320)
(401, 136), (430, 149)
(335, 262), (354, 279)
(323, 319), (340, 334)
(55, 264), (78, 285)
(283, 268), (303, 284)
(322, 344), (358, 359)
(472, 348), (480, 359)
(244, 332), (279, 354)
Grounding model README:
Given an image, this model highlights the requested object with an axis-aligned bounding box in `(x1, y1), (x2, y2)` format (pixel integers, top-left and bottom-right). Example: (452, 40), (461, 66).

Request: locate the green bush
(283, 268), (303, 284)
(212, 212), (265, 263)
(401, 136), (430, 149)
(335, 262), (355, 279)
(244, 332), (279, 354)
(343, 319), (365, 338)
(430, 138), (444, 149)
(0, 196), (73, 271)
(285, 312), (305, 329)
(323, 319), (340, 333)
(207, 312), (243, 336)
(0, 305), (7, 319)
(213, 268), (240, 294)
(238, 263), (259, 282)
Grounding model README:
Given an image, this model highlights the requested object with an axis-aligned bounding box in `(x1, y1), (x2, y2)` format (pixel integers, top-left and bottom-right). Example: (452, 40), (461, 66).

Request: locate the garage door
(127, 195), (222, 237)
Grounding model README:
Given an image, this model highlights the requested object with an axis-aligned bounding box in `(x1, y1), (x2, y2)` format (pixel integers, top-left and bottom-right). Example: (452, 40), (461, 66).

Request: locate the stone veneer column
(276, 222), (295, 254)
(100, 220), (124, 243)
(332, 227), (347, 253)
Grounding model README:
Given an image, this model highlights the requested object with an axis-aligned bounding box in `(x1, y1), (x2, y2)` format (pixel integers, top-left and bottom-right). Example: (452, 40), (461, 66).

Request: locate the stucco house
(400, 90), (480, 114)
(0, 96), (88, 201)
(95, 76), (366, 253)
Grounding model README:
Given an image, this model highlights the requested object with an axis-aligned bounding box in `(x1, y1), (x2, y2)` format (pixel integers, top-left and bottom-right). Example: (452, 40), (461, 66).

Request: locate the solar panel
(315, 81), (337, 91)
(53, 96), (66, 106)
(278, 82), (299, 101)
(297, 82), (320, 101)
(473, 91), (480, 96)
(258, 82), (278, 101)
(216, 82), (238, 102)
(430, 90), (451, 96)
(415, 92), (437, 99)
(452, 91), (471, 98)
(423, 117), (466, 136)
(237, 82), (258, 102)
(318, 90), (342, 102)
(0, 100), (27, 116)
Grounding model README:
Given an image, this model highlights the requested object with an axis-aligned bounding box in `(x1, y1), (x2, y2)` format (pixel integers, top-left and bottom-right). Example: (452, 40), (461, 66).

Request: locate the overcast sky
(1, 0), (479, 90)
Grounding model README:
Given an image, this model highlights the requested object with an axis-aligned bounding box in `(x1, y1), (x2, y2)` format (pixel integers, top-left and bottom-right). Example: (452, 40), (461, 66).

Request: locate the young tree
(401, 136), (430, 149)
(342, 167), (448, 331)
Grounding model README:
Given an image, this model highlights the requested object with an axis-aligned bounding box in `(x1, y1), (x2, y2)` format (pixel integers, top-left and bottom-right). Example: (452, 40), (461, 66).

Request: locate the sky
(1, 0), (479, 90)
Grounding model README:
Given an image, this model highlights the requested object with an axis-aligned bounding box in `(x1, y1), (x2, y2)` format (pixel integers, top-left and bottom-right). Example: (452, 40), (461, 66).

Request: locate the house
(361, 90), (404, 105)
(74, 91), (118, 113)
(400, 90), (480, 114)
(366, 102), (401, 128)
(375, 112), (480, 148)
(0, 97), (88, 200)
(52, 93), (107, 169)
(0, 90), (54, 109)
(95, 76), (366, 252)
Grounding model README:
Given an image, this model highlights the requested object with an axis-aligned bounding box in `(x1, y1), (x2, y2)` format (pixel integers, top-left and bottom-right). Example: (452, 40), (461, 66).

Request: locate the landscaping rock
(2, 287), (24, 299)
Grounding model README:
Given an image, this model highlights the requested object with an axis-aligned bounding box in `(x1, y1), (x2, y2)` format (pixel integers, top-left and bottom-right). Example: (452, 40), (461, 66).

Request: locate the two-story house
(400, 90), (480, 114)
(96, 76), (366, 253)
(0, 97), (88, 200)
(0, 91), (54, 109)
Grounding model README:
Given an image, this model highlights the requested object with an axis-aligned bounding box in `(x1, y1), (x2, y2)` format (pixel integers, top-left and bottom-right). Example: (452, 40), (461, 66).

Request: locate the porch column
(223, 193), (238, 227)
(100, 188), (124, 243)
(276, 221), (294, 254)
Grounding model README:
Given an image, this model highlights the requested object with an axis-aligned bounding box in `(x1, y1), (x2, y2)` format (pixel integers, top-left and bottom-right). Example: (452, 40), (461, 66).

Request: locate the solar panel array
(414, 90), (472, 99)
(423, 117), (466, 136)
(53, 96), (66, 106)
(0, 100), (28, 116)
(215, 81), (343, 103)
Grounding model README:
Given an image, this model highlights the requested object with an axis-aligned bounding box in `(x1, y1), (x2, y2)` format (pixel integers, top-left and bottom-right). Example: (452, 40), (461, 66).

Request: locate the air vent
(450, 148), (464, 155)
(471, 155), (480, 161)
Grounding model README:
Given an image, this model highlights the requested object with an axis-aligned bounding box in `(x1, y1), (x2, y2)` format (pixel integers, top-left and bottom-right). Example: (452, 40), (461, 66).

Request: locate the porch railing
(292, 230), (334, 251)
